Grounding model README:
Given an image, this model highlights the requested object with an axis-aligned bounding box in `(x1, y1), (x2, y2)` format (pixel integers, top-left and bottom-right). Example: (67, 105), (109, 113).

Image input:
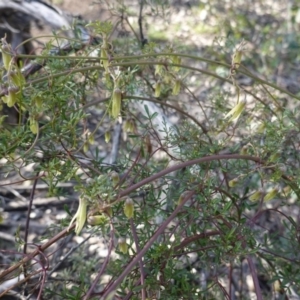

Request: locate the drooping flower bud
(118, 238), (128, 254)
(231, 40), (247, 71)
(123, 118), (135, 133)
(163, 73), (172, 84)
(249, 190), (263, 202)
(268, 153), (279, 163)
(9, 69), (25, 87)
(0, 115), (7, 126)
(282, 186), (291, 195)
(123, 119), (131, 132)
(124, 197), (134, 219)
(172, 79), (181, 96)
(240, 144), (250, 155)
(274, 280), (282, 292)
(88, 133), (95, 145)
(29, 117), (39, 134)
(232, 50), (242, 71)
(171, 55), (181, 72)
(1, 39), (12, 71)
(111, 88), (122, 118)
(100, 42), (109, 72)
(83, 141), (89, 153)
(155, 62), (163, 76)
(87, 215), (108, 226)
(105, 131), (111, 143)
(154, 81), (161, 97)
(263, 188), (278, 202)
(110, 171), (120, 185)
(229, 178), (239, 187)
(4, 91), (16, 108)
(34, 95), (43, 110)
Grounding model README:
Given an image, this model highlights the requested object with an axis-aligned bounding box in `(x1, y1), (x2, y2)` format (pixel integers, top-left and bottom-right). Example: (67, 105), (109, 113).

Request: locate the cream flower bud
(171, 55), (181, 72)
(274, 280), (282, 292)
(105, 131), (111, 143)
(124, 197), (134, 219)
(100, 44), (109, 72)
(87, 215), (108, 226)
(87, 133), (95, 145)
(83, 141), (89, 153)
(231, 40), (246, 70)
(118, 238), (128, 254)
(1, 41), (12, 71)
(240, 145), (249, 155)
(269, 153), (279, 163)
(172, 79), (181, 96)
(163, 73), (172, 84)
(249, 190), (263, 202)
(154, 81), (161, 97)
(34, 95), (43, 109)
(263, 188), (278, 202)
(5, 91), (16, 107)
(0, 115), (7, 126)
(282, 186), (291, 195)
(229, 178), (239, 187)
(2, 95), (8, 104)
(110, 171), (119, 185)
(29, 117), (39, 134)
(232, 50), (243, 70)
(10, 69), (25, 87)
(111, 88), (122, 118)
(155, 62), (163, 76)
(123, 119), (131, 132)
(123, 118), (135, 133)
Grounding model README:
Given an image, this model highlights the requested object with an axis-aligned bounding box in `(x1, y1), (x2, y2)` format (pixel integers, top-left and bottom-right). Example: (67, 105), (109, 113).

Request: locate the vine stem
(118, 154), (263, 199)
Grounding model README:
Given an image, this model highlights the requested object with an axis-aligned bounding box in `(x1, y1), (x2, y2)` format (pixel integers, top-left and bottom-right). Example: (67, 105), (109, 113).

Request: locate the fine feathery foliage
(1, 1), (300, 299)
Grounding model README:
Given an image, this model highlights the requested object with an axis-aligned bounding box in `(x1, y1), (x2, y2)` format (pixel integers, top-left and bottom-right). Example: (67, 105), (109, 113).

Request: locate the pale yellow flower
(249, 190), (263, 202)
(225, 100), (246, 122)
(263, 188), (278, 202)
(68, 197), (88, 235)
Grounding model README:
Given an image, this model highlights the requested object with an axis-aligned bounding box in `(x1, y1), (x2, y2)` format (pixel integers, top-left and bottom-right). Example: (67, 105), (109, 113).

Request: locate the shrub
(1, 1), (300, 299)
